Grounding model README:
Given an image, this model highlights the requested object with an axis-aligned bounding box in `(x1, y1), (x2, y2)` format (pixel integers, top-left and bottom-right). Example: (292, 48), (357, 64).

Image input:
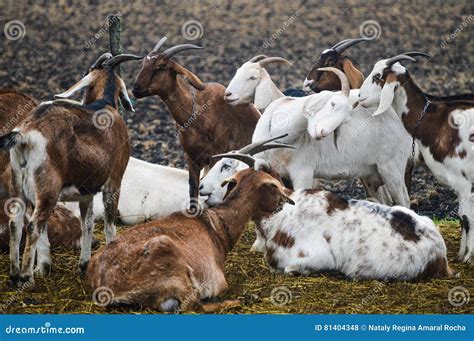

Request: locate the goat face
(306, 94), (352, 140)
(199, 158), (244, 206)
(223, 168), (294, 215)
(224, 62), (262, 105)
(132, 54), (204, 99)
(359, 60), (407, 116)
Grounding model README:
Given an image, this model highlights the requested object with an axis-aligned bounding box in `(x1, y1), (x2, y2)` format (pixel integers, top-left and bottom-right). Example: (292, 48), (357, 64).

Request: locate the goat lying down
(87, 155), (294, 312)
(215, 151), (455, 282)
(64, 157), (204, 225)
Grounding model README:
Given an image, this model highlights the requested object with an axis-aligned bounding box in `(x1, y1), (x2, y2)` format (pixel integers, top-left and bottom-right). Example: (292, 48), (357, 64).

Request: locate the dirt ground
(0, 0), (472, 314)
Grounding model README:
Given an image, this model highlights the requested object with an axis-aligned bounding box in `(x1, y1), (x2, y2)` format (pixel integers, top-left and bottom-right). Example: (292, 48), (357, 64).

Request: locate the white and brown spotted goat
(217, 152), (455, 281)
(0, 52), (142, 285)
(358, 52), (474, 263)
(87, 146), (294, 312)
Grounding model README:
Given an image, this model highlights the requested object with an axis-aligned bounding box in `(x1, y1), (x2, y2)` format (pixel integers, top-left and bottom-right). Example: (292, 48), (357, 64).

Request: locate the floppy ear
(262, 180), (295, 205)
(341, 58), (364, 89)
(118, 78), (135, 112)
(221, 177), (237, 200)
(55, 74), (93, 99)
(373, 72), (398, 116)
(254, 71), (274, 110)
(302, 92), (330, 117)
(172, 63), (205, 90)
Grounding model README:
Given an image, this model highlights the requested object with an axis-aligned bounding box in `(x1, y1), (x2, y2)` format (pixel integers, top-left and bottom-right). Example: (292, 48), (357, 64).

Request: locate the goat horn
(162, 44), (204, 59)
(318, 67), (350, 97)
(238, 133), (289, 155)
(249, 55), (268, 63)
(212, 153), (257, 168)
(105, 54), (145, 68)
(247, 143), (295, 156)
(385, 54), (417, 68)
(333, 37), (372, 54)
(330, 38), (351, 50)
(152, 37), (168, 53)
(90, 53), (113, 69)
(402, 51), (432, 59)
(258, 57), (292, 67)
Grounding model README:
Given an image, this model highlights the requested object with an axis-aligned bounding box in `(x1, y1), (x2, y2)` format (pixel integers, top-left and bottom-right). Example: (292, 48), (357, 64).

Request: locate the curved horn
(212, 153), (256, 168)
(402, 51), (432, 59)
(249, 55), (268, 63)
(318, 67), (350, 97)
(105, 54), (144, 68)
(385, 54), (417, 68)
(247, 143), (295, 156)
(238, 134), (289, 154)
(90, 52), (113, 69)
(152, 37), (168, 53)
(162, 44), (204, 59)
(258, 57), (292, 67)
(333, 37), (372, 54)
(330, 38), (351, 50)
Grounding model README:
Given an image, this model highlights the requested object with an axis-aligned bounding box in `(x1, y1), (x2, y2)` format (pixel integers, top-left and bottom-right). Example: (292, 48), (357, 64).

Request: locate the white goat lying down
(65, 157), (201, 224)
(215, 151), (455, 282)
(223, 56), (411, 206)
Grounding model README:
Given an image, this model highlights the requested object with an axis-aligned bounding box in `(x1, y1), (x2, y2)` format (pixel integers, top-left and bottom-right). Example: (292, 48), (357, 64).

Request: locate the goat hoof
(19, 274), (34, 287)
(7, 274), (21, 288)
(34, 263), (51, 277)
(78, 261), (89, 277)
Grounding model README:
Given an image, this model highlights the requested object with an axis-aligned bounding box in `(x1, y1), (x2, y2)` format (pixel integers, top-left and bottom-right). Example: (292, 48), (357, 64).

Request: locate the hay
(0, 221), (472, 314)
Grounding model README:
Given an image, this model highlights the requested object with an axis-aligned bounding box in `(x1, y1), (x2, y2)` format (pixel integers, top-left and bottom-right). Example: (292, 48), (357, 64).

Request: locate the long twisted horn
(90, 53), (113, 69)
(385, 54), (417, 68)
(318, 67), (350, 97)
(333, 37), (372, 54)
(162, 44), (204, 59)
(152, 37), (168, 53)
(258, 57), (292, 67)
(105, 54), (144, 68)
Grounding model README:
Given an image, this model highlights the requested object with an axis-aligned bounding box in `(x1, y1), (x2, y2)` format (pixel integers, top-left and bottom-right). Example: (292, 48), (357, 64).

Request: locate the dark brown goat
(132, 38), (261, 209)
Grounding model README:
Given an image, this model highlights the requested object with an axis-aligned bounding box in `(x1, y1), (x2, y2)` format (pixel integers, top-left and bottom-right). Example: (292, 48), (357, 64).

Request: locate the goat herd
(0, 36), (472, 312)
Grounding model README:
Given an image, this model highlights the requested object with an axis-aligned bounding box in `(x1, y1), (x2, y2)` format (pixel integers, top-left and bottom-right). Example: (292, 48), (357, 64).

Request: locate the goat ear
(118, 78), (135, 112)
(302, 92), (329, 117)
(262, 180), (295, 205)
(373, 72), (398, 116)
(221, 177), (237, 187)
(340, 58), (364, 89)
(55, 74), (93, 99)
(172, 63), (205, 90)
(254, 71), (274, 110)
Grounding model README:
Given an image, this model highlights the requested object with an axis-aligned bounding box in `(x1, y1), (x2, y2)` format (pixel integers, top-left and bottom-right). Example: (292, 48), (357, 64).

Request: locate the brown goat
(132, 38), (261, 209)
(303, 38), (370, 93)
(87, 156), (294, 312)
(0, 52), (141, 286)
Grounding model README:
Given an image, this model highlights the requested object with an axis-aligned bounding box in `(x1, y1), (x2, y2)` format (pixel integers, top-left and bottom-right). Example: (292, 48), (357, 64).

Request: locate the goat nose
(224, 91), (232, 97)
(199, 183), (204, 191)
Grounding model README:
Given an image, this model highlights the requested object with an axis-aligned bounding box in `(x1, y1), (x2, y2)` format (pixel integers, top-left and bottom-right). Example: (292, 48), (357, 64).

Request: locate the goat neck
(159, 76), (196, 126)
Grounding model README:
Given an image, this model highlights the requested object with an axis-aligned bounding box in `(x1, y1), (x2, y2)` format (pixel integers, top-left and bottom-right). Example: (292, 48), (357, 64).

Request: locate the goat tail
(0, 131), (19, 151)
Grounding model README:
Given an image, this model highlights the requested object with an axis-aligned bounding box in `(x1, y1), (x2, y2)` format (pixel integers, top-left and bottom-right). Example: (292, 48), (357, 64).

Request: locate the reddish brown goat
(87, 155), (294, 312)
(0, 52), (141, 286)
(132, 38), (261, 209)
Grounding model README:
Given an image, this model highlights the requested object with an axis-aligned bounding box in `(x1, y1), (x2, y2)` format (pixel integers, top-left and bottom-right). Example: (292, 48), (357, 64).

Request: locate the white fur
(64, 157), (205, 224)
(359, 59), (474, 262)
(259, 190), (448, 281)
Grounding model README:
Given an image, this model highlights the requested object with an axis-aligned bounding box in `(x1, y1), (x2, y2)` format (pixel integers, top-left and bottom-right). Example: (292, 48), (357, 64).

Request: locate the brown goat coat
(87, 169), (289, 311)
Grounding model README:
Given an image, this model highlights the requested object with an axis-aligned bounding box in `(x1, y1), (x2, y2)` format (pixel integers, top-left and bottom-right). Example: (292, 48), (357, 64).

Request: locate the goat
(87, 150), (294, 312)
(303, 38), (370, 93)
(222, 56), (410, 206)
(132, 37), (260, 210)
(0, 52), (141, 285)
(64, 157), (206, 225)
(217, 152), (455, 281)
(358, 52), (474, 263)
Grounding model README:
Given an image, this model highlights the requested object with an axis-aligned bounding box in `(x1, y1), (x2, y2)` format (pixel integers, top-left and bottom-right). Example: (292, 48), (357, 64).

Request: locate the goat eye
(221, 164), (231, 172)
(331, 102), (335, 108)
(249, 76), (257, 80)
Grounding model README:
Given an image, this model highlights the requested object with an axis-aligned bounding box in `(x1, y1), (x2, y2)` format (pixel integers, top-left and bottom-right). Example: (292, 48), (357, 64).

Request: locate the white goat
(64, 157), (202, 224)
(217, 153), (455, 281)
(358, 52), (474, 263)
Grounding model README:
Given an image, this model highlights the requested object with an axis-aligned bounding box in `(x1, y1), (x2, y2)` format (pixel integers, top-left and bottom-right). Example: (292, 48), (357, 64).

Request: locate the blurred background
(0, 0), (472, 217)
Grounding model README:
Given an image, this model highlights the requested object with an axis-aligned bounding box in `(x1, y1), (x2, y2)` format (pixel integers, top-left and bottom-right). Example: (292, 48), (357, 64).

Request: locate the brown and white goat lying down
(132, 37), (261, 209)
(0, 52), (142, 285)
(87, 164), (294, 312)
